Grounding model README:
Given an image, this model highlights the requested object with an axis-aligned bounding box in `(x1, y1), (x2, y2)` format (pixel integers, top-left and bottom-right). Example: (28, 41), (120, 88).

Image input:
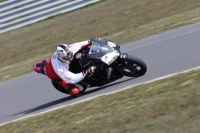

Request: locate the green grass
(0, 0), (6, 2)
(1, 0), (200, 81)
(0, 68), (200, 133)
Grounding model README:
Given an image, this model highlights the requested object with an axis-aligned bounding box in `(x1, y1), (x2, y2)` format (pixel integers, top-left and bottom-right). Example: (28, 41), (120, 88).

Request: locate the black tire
(118, 55), (147, 77)
(51, 80), (69, 94)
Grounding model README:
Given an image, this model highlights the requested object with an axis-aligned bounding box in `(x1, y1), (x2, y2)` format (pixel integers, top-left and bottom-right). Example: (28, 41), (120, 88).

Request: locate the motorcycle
(51, 38), (147, 95)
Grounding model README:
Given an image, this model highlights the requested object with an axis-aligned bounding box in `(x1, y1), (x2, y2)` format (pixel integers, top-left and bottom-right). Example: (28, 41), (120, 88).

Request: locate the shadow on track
(13, 78), (134, 115)
(79, 78), (134, 96)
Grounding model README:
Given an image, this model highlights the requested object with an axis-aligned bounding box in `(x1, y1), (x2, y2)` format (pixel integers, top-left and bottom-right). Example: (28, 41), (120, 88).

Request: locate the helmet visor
(62, 52), (73, 61)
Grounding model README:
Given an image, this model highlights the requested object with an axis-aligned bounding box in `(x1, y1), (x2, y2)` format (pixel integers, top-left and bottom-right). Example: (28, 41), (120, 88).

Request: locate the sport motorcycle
(52, 38), (147, 94)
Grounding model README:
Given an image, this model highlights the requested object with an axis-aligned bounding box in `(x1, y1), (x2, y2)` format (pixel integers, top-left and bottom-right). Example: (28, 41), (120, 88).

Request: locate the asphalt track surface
(1, 22), (200, 125)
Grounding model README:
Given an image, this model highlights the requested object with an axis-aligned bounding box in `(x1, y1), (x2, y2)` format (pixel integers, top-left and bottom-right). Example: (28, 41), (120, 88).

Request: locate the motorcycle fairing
(100, 52), (120, 65)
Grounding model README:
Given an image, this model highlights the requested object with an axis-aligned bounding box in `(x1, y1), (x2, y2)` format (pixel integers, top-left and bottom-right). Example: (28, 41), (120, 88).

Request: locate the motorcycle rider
(33, 39), (97, 97)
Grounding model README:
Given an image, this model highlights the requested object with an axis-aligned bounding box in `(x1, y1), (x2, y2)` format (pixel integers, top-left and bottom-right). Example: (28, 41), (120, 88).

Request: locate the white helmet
(56, 44), (73, 63)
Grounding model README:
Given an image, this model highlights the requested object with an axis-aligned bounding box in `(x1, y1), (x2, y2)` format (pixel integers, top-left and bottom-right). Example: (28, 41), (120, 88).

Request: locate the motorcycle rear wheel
(118, 55), (147, 77)
(51, 80), (87, 95)
(51, 80), (69, 94)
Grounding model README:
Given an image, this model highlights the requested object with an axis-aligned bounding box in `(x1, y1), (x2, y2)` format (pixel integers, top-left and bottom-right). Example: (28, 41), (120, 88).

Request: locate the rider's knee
(61, 82), (81, 96)
(70, 87), (80, 96)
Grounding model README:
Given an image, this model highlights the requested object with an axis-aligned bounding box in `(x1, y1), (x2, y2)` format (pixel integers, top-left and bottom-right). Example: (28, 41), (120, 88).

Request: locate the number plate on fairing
(101, 52), (120, 65)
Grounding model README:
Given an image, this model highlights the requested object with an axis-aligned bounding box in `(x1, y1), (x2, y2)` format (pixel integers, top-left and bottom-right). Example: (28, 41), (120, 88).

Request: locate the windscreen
(88, 40), (111, 54)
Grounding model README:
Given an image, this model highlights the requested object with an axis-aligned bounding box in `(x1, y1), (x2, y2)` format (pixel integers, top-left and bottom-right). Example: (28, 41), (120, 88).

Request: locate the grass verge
(0, 0), (6, 3)
(1, 0), (200, 81)
(0, 68), (200, 133)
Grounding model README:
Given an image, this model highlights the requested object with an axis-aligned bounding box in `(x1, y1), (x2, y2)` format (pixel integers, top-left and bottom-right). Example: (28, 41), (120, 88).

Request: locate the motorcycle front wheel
(117, 55), (147, 77)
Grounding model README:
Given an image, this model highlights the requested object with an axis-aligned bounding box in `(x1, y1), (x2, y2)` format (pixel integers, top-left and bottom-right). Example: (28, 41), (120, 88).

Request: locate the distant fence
(0, 0), (101, 34)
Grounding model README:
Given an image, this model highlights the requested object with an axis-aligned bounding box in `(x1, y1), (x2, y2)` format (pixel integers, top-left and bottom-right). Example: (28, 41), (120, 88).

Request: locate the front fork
(115, 53), (129, 74)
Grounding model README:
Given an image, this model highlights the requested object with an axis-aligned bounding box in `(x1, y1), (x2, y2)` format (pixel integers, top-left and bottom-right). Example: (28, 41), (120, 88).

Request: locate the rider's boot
(33, 60), (47, 75)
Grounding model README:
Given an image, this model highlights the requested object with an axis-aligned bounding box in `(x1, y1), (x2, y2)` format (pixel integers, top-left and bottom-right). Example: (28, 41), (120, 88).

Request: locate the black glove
(83, 66), (96, 78)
